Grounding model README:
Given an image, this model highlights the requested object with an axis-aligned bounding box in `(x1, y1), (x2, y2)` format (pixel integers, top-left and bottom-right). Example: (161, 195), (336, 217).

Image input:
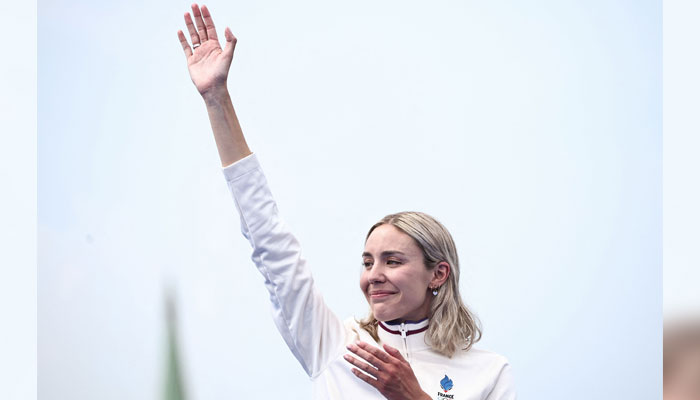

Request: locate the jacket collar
(378, 318), (429, 336)
(377, 318), (431, 354)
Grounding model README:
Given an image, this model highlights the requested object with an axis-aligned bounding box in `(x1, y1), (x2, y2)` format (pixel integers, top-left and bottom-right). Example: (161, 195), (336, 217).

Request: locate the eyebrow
(362, 251), (406, 258)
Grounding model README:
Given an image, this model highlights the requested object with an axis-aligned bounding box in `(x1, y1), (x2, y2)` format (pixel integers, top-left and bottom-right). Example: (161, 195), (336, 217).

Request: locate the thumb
(224, 27), (237, 56)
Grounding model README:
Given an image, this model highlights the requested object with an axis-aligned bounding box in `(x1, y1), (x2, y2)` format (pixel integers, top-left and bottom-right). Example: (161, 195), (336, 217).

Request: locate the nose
(367, 263), (386, 285)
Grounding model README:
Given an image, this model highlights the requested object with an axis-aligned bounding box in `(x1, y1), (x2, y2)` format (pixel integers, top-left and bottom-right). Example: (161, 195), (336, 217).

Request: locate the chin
(371, 307), (398, 322)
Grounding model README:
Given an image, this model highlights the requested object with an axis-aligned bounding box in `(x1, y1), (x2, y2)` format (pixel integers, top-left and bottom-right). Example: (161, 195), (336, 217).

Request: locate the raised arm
(176, 5), (346, 377)
(177, 3), (251, 167)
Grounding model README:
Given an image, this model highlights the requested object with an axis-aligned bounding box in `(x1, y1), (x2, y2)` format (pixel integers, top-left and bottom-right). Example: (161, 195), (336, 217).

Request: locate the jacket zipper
(399, 322), (410, 363)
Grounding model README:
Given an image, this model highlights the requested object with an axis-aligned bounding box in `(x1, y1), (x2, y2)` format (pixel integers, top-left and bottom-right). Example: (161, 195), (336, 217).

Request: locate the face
(360, 224), (436, 322)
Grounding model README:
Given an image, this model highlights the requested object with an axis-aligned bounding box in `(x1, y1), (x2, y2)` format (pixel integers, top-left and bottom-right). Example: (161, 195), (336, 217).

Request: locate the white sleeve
(222, 153), (345, 378)
(485, 362), (517, 400)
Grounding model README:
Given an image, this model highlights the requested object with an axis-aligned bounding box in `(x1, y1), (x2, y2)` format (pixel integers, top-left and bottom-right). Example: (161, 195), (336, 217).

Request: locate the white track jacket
(223, 153), (516, 400)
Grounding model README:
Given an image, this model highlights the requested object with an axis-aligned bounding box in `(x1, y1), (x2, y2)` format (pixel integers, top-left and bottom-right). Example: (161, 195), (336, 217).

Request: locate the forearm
(202, 86), (252, 167)
(223, 154), (346, 377)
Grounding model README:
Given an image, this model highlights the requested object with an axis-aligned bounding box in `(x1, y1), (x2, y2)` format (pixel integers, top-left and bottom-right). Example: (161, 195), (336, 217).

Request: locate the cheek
(359, 271), (369, 293)
(395, 271), (430, 295)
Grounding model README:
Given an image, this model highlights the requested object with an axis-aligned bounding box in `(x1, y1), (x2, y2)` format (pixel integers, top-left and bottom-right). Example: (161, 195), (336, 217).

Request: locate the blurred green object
(164, 291), (187, 400)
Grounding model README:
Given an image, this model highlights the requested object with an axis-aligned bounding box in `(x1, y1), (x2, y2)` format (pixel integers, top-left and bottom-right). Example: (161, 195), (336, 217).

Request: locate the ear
(430, 262), (450, 288)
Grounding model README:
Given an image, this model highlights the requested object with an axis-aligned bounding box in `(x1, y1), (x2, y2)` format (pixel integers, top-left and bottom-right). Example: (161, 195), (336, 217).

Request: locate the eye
(387, 259), (402, 265)
(362, 260), (373, 268)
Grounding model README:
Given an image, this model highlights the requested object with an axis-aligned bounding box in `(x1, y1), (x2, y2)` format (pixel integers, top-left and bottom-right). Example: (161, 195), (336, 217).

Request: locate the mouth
(369, 290), (397, 300)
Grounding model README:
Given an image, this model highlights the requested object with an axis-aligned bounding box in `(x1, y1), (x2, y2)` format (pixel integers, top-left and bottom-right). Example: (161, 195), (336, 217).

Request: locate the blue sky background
(31, 0), (669, 398)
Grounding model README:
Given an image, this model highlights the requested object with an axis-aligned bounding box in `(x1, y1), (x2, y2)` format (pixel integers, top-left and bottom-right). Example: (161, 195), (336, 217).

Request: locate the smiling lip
(370, 291), (397, 299)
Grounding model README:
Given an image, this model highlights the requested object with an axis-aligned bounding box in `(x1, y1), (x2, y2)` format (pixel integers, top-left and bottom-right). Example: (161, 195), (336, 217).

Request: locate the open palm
(177, 4), (237, 96)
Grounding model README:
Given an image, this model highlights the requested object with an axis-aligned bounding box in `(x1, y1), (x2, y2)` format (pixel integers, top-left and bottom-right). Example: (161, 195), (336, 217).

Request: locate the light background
(0, 1), (37, 399)
(36, 0), (663, 399)
(662, 0), (700, 320)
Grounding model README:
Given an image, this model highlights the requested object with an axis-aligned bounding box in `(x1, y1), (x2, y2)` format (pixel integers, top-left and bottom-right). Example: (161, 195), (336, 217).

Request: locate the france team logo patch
(440, 375), (453, 392)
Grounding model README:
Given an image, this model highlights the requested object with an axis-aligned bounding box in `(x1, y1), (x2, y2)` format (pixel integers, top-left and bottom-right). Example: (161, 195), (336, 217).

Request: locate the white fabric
(223, 153), (517, 400)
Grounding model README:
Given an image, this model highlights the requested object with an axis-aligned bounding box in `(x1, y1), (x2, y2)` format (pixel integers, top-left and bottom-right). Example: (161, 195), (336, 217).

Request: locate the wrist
(419, 391), (431, 400)
(201, 85), (230, 105)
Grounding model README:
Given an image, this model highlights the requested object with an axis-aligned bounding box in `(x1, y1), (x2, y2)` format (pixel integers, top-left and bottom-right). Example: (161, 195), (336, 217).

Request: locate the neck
(385, 317), (428, 325)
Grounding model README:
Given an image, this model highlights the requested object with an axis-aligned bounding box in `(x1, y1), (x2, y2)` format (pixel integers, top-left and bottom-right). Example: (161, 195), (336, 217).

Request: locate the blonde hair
(359, 211), (482, 357)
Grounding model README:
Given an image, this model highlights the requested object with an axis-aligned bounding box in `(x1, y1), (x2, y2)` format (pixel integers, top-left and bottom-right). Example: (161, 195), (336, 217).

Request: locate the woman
(177, 4), (516, 399)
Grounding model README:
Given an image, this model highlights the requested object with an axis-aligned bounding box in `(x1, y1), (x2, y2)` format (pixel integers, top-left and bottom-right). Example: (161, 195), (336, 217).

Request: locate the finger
(383, 343), (408, 363)
(200, 4), (218, 42)
(351, 368), (381, 388)
(191, 4), (209, 42)
(347, 343), (387, 370)
(177, 30), (193, 58)
(355, 341), (392, 364)
(343, 354), (379, 378)
(184, 12), (201, 47)
(223, 27), (237, 56)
